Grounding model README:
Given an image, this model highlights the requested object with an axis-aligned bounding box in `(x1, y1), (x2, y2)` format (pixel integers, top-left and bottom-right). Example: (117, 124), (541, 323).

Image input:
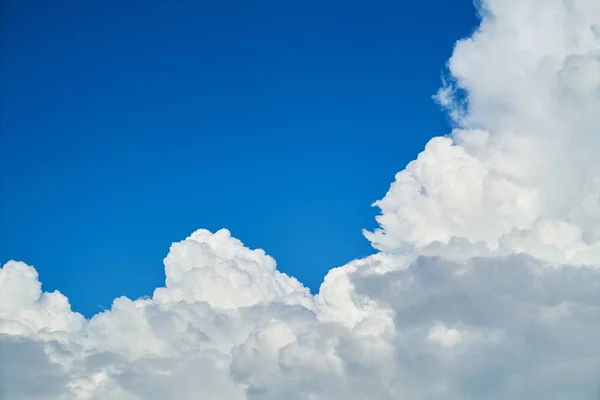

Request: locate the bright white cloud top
(2, 0), (600, 398)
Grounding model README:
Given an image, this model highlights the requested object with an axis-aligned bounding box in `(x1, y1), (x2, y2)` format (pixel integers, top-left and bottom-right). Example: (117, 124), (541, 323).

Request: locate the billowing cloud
(2, 0), (600, 398)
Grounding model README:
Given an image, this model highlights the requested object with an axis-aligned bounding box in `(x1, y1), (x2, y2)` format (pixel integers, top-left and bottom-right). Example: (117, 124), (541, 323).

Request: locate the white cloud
(368, 0), (600, 266)
(2, 0), (600, 398)
(0, 261), (85, 337)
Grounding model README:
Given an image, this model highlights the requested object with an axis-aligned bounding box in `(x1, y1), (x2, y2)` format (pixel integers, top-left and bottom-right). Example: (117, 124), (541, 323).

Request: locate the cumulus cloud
(2, 0), (600, 398)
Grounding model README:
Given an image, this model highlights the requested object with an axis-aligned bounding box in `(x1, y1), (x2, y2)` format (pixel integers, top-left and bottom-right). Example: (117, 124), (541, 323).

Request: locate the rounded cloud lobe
(2, 1), (600, 399)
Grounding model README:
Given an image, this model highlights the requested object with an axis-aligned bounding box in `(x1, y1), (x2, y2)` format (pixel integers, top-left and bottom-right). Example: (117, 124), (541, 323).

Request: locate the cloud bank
(2, 0), (600, 398)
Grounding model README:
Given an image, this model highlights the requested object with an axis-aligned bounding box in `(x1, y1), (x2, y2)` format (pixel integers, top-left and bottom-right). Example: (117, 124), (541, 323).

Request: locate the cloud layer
(2, 0), (600, 398)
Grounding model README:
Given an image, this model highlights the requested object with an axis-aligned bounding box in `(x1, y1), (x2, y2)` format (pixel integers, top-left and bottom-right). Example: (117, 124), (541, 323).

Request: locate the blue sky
(0, 0), (477, 317)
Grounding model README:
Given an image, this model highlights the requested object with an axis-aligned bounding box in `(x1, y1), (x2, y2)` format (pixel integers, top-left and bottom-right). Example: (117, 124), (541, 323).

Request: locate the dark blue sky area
(0, 0), (478, 316)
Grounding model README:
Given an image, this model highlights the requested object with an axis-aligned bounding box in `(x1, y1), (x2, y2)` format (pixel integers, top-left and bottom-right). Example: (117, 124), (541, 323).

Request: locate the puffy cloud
(366, 0), (600, 264)
(2, 0), (600, 399)
(153, 228), (311, 310)
(0, 261), (84, 337)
